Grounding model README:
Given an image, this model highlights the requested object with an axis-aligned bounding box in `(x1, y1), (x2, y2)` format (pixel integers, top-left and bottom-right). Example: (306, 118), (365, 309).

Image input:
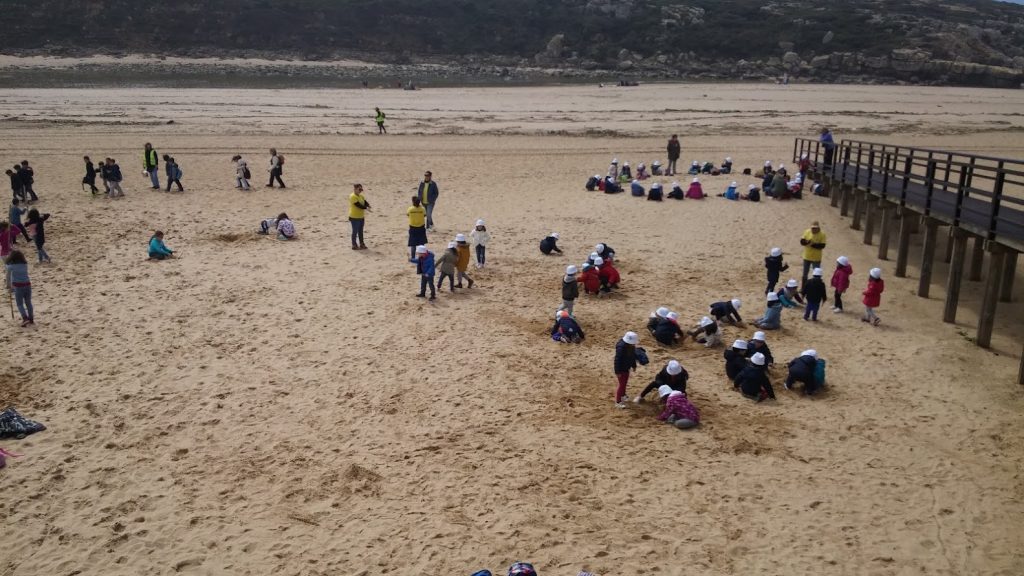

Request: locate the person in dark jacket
(820, 127), (836, 168)
(724, 339), (749, 381)
(764, 247), (789, 294)
(560, 265), (579, 316)
(635, 359), (688, 402)
(603, 176), (622, 193)
(747, 184), (761, 202)
(25, 209), (51, 263)
(106, 158), (125, 198)
(595, 243), (615, 262)
(6, 168), (22, 201)
(802, 267), (828, 321)
(143, 143), (160, 189)
(667, 181), (685, 199)
(647, 306), (670, 335)
(539, 232), (562, 255)
(585, 174), (601, 191)
(687, 315), (721, 347)
(771, 168), (790, 200)
(613, 331), (640, 408)
(18, 161), (38, 202)
(418, 170), (439, 230)
(746, 331), (775, 367)
(647, 182), (663, 201)
(709, 298), (743, 324)
(785, 349), (821, 395)
(735, 353), (775, 401)
(666, 135), (681, 175)
(551, 309), (585, 343)
(163, 155), (184, 192)
(413, 245), (436, 300)
(720, 157), (733, 174)
(653, 311), (684, 346)
(761, 161), (775, 193)
(83, 156), (99, 194)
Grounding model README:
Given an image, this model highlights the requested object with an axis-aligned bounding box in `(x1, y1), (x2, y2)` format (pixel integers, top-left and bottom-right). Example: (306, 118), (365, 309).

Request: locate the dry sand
(0, 83), (1022, 576)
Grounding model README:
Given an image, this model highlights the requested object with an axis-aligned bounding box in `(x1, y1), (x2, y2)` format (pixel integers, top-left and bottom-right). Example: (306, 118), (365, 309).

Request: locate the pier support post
(878, 203), (893, 260)
(977, 245), (1007, 349)
(969, 236), (985, 281)
(851, 190), (865, 231)
(840, 185), (852, 217)
(918, 218), (939, 298)
(943, 229), (955, 263)
(943, 228), (968, 323)
(863, 199), (877, 245)
(830, 180), (841, 207)
(895, 211), (914, 278)
(1001, 251), (1018, 302)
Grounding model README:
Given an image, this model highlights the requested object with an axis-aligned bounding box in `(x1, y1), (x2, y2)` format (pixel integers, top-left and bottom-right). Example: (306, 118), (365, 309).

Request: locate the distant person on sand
(455, 234), (474, 288)
(106, 158), (126, 199)
(82, 156), (99, 195)
(147, 231), (175, 260)
(163, 155), (184, 192)
(802, 268), (828, 321)
(709, 298), (742, 325)
(267, 148), (286, 188)
(753, 292), (783, 330)
(6, 169), (22, 202)
(764, 247), (788, 294)
(799, 221), (827, 287)
(653, 311), (684, 346)
(746, 331), (775, 367)
(0, 222), (16, 261)
(724, 339), (749, 382)
(614, 331), (642, 409)
(8, 198), (29, 242)
(551, 309), (585, 343)
(470, 219), (489, 268)
(348, 183), (370, 250)
(666, 135), (681, 176)
(407, 196), (428, 260)
(778, 279), (805, 308)
(413, 245), (436, 300)
(143, 143), (160, 189)
(559, 265), (579, 316)
(685, 177), (706, 199)
(25, 209), (50, 263)
(232, 155), (251, 190)
(820, 127), (836, 168)
(785, 349), (823, 395)
(258, 213), (295, 240)
(830, 256), (853, 313)
(687, 316), (721, 347)
(539, 232), (561, 255)
(5, 250), (34, 327)
(18, 161), (38, 202)
(417, 171), (439, 230)
(375, 107), (387, 134)
(435, 242), (458, 293)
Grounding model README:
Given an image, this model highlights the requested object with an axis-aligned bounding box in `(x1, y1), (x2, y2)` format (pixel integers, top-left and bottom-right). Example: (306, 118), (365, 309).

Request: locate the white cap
(801, 152), (809, 159)
(751, 352), (766, 366)
(566, 265), (578, 275)
(623, 331), (639, 345)
(731, 298), (742, 309)
(655, 306), (669, 318)
(589, 252), (599, 261)
(475, 219), (485, 226)
(550, 232), (559, 239)
(447, 241), (457, 249)
(837, 255), (849, 266)
(748, 184), (757, 190)
(692, 177), (700, 183)
(658, 384), (673, 398)
(700, 316), (713, 327)
(802, 349), (818, 358)
(730, 181), (737, 187)
(632, 179), (639, 185)
(767, 292), (780, 302)
(637, 162), (644, 168)
(770, 247), (782, 257)
(778, 163), (786, 171)
(812, 268), (823, 277)
(692, 160), (699, 165)
(765, 160), (772, 166)
(726, 157), (732, 162)
(667, 360), (682, 375)
(652, 160), (661, 165)
(733, 339), (748, 350)
(667, 311), (679, 321)
(753, 331), (766, 341)
(555, 309), (566, 319)
(651, 182), (662, 189)
(415, 245), (427, 254)
(593, 174), (600, 179)
(455, 233), (467, 242)
(870, 267), (882, 279)
(671, 181), (680, 188)
(593, 257), (604, 266)
(596, 243), (605, 252)
(624, 161), (630, 167)
(669, 390), (683, 398)
(786, 279), (799, 288)
(612, 158), (618, 164)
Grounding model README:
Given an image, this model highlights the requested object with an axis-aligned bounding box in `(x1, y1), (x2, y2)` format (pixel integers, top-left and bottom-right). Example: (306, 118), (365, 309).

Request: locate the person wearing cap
(560, 265), (580, 315)
(667, 181), (685, 200)
(454, 234), (474, 288)
(578, 262), (601, 295)
(470, 219), (489, 268)
(685, 177), (705, 199)
(653, 311), (684, 346)
(417, 170), (439, 230)
(636, 162), (649, 180)
(585, 174), (601, 191)
(647, 181), (663, 201)
(630, 179), (645, 197)
(735, 352), (775, 402)
(614, 331), (641, 408)
(764, 247), (789, 294)
(407, 196), (428, 261)
(539, 232), (562, 255)
(620, 161), (633, 181)
(608, 158), (620, 180)
(799, 221), (827, 286)
(687, 316), (721, 347)
(658, 390), (700, 429)
(597, 256), (620, 292)
(802, 267), (828, 321)
(603, 175), (622, 193)
(761, 161), (775, 193)
(830, 255), (853, 313)
(724, 339), (750, 381)
(753, 292), (783, 330)
(595, 243), (615, 262)
(647, 306), (670, 335)
(701, 160), (715, 175)
(709, 298), (743, 325)
(820, 127), (836, 168)
(785, 349), (822, 395)
(551, 309), (585, 344)
(651, 159), (663, 176)
(688, 160), (700, 175)
(746, 183), (761, 202)
(348, 183), (370, 250)
(720, 156), (733, 175)
(413, 245), (436, 300)
(798, 151), (811, 183)
(862, 267), (885, 326)
(746, 331), (775, 367)
(435, 242), (458, 292)
(770, 166), (791, 199)
(720, 181), (739, 200)
(666, 135), (681, 176)
(636, 359), (689, 402)
(778, 278), (805, 308)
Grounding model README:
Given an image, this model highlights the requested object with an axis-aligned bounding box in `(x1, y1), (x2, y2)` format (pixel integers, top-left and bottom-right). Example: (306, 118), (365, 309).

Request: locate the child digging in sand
(148, 231), (175, 260)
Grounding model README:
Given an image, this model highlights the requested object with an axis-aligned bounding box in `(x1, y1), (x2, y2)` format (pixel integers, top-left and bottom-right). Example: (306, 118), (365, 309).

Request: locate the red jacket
(862, 278), (884, 307)
(599, 262), (621, 285)
(830, 264), (853, 293)
(578, 268), (601, 293)
(685, 183), (705, 199)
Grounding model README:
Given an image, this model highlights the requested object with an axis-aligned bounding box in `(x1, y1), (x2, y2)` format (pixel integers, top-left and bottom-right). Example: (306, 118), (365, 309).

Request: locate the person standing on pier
(820, 127), (836, 168)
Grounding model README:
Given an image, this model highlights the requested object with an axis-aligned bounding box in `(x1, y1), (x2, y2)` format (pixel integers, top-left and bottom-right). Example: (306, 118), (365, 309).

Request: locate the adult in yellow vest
(348, 183), (371, 250)
(375, 107), (387, 135)
(799, 221), (827, 287)
(143, 143), (160, 189)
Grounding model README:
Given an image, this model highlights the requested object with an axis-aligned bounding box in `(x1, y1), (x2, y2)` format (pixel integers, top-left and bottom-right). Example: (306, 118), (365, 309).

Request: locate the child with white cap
(746, 331), (775, 367)
(539, 232), (562, 255)
(413, 245), (436, 300)
(667, 181), (685, 199)
(720, 181), (739, 200)
(470, 219), (489, 268)
(651, 160), (663, 176)
(560, 265), (580, 316)
(688, 160), (700, 175)
(435, 242), (458, 292)
(636, 162), (649, 180)
(862, 267), (885, 325)
(647, 181), (663, 201)
(551, 309), (585, 343)
(597, 257), (620, 291)
(720, 156), (733, 174)
(785, 349), (822, 395)
(621, 161), (633, 181)
(585, 174), (601, 191)
(595, 242), (615, 262)
(455, 234), (474, 288)
(802, 267), (828, 321)
(753, 292), (783, 330)
(608, 158), (619, 180)
(653, 311), (684, 345)
(764, 247), (789, 294)
(614, 331), (642, 408)
(734, 352), (775, 402)
(635, 359), (689, 402)
(685, 177), (705, 199)
(709, 298), (743, 325)
(724, 339), (749, 381)
(647, 306), (670, 335)
(687, 316), (722, 347)
(778, 279), (805, 308)
(746, 184), (761, 202)
(658, 390), (701, 429)
(831, 255), (853, 312)
(578, 261), (601, 294)
(630, 179), (645, 197)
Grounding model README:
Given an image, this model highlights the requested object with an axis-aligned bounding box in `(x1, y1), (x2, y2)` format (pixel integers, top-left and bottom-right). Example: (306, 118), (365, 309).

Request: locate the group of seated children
(258, 213), (297, 240)
(760, 161), (806, 200)
(688, 157), (732, 175)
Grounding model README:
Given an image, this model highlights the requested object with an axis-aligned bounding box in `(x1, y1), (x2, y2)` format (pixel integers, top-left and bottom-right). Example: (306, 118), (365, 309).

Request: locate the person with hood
(653, 311), (684, 346)
(636, 359), (688, 402)
(800, 221), (827, 286)
(771, 166), (790, 199)
(551, 309), (585, 343)
(687, 316), (721, 347)
(620, 162), (633, 181)
(233, 155), (251, 190)
(539, 232), (562, 255)
(666, 135), (681, 175)
(764, 247), (789, 294)
(724, 339), (749, 382)
(613, 331), (641, 408)
(585, 174), (601, 191)
(578, 262), (601, 294)
(143, 143), (160, 189)
(162, 155), (184, 192)
(630, 179), (645, 197)
(560, 265), (579, 316)
(667, 181), (685, 200)
(608, 158), (620, 180)
(746, 331), (775, 367)
(785, 349), (822, 395)
(720, 156), (733, 174)
(862, 267), (885, 325)
(417, 170), (439, 230)
(831, 255), (853, 313)
(407, 196), (428, 260)
(106, 157), (125, 198)
(25, 209), (50, 263)
(753, 292), (783, 330)
(597, 256), (620, 291)
(435, 242), (458, 293)
(470, 219), (489, 268)
(647, 306), (670, 335)
(148, 230), (174, 261)
(802, 267), (828, 321)
(82, 156), (99, 195)
(413, 245), (436, 300)
(735, 352), (775, 402)
(685, 177), (706, 199)
(778, 279), (805, 308)
(746, 184), (761, 202)
(603, 175), (622, 193)
(595, 243), (615, 262)
(658, 389), (701, 429)
(647, 182), (663, 201)
(688, 160), (700, 175)
(709, 298), (742, 325)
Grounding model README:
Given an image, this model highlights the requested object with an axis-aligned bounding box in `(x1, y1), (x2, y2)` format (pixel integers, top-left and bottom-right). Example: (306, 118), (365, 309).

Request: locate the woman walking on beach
(267, 148), (286, 188)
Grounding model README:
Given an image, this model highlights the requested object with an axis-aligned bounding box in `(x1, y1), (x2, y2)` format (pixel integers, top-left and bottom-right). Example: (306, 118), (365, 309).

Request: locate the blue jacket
(614, 339), (637, 373)
(723, 186), (738, 200)
(416, 251), (435, 276)
(551, 316), (585, 339)
(820, 131), (835, 151)
(756, 302), (782, 329)
(630, 182), (645, 196)
(9, 204), (24, 225)
(149, 236), (173, 256)
(418, 181), (439, 205)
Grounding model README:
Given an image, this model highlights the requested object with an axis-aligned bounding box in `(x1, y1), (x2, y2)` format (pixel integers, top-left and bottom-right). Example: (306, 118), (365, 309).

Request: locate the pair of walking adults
(346, 170), (440, 255)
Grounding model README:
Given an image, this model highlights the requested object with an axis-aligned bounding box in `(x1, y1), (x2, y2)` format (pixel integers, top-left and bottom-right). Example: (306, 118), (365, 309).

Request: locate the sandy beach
(0, 82), (1022, 576)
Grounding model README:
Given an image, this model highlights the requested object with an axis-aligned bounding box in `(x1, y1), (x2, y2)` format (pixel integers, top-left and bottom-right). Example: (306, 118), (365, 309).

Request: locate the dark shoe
(359, 244), (368, 250)
(416, 293), (425, 298)
(456, 283), (463, 288)
(351, 245), (359, 250)
(468, 279), (475, 288)
(429, 295), (436, 301)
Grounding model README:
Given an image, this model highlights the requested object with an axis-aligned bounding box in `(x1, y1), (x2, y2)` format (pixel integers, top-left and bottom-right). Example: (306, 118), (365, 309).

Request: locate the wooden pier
(793, 138), (1024, 384)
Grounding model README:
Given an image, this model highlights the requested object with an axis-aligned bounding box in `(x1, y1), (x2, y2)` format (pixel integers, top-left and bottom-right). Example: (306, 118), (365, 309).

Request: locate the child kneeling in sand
(658, 389), (700, 429)
(551, 309), (585, 343)
(148, 231), (175, 260)
(258, 213), (296, 240)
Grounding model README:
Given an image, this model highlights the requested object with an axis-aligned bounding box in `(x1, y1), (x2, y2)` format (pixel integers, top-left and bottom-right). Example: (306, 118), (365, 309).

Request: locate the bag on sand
(0, 406), (47, 439)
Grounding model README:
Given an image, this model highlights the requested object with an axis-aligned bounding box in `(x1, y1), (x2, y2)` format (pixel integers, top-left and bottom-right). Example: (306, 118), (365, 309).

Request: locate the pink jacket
(0, 227), (15, 258)
(685, 183), (705, 199)
(830, 264), (853, 293)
